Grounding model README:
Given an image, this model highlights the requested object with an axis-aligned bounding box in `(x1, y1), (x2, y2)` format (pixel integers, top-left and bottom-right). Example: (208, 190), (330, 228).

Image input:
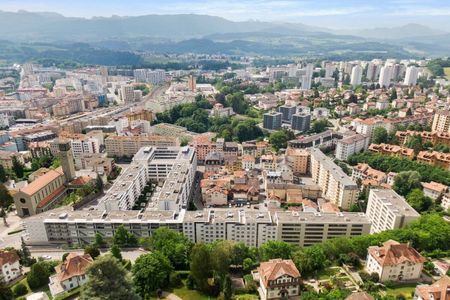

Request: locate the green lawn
(12, 278), (53, 299)
(385, 283), (417, 299)
(171, 286), (211, 300)
(235, 295), (259, 300)
(315, 267), (340, 280)
(445, 67), (450, 80)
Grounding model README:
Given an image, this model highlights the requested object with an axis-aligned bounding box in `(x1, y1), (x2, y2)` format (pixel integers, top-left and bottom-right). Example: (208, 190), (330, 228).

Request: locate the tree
(190, 243), (212, 292)
(390, 88), (398, 100)
(11, 156), (24, 178)
(406, 189), (433, 213)
(113, 225), (138, 247)
(222, 275), (233, 300)
(94, 232), (106, 247)
(292, 246), (327, 275)
(372, 127), (388, 144)
(12, 282), (27, 297)
(80, 255), (140, 300)
(18, 237), (35, 267)
(0, 183), (13, 210)
(84, 244), (100, 259)
(259, 241), (294, 262)
(0, 278), (13, 300)
(0, 165), (7, 182)
(405, 135), (423, 154)
(110, 244), (122, 261)
(243, 258), (255, 273)
(27, 261), (51, 289)
(310, 119), (329, 134)
(132, 252), (173, 297)
(150, 227), (192, 269)
(95, 175), (104, 193)
(211, 240), (233, 277)
(393, 171), (421, 196)
(269, 130), (294, 152)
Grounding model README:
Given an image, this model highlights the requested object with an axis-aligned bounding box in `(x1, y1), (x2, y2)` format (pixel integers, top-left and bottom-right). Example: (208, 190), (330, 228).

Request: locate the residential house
(0, 250), (21, 283)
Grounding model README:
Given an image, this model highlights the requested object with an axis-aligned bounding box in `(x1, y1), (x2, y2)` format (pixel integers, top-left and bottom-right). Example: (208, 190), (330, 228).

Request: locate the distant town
(0, 57), (449, 300)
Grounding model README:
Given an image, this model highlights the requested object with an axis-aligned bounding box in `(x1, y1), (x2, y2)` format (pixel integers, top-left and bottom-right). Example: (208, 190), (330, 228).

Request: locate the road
(30, 247), (149, 263)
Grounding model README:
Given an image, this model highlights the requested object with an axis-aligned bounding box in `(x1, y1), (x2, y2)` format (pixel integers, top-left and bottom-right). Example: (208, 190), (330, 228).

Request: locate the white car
(40, 255), (52, 260)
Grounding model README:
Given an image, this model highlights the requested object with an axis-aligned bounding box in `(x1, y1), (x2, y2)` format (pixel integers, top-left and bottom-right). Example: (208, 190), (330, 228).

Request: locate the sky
(2, 0), (450, 30)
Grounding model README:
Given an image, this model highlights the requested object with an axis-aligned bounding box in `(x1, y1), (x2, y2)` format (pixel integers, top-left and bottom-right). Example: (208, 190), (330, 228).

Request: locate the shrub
(13, 283), (28, 297)
(186, 274), (195, 290)
(169, 272), (183, 287)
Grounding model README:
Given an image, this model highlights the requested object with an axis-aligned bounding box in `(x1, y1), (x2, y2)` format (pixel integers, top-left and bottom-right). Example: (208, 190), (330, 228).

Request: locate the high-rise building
(366, 189), (420, 234)
(187, 75), (196, 92)
(379, 66), (392, 88)
(404, 66), (419, 86)
(350, 65), (362, 86)
(366, 62), (378, 81)
(432, 110), (450, 133)
(263, 112), (282, 130)
(57, 139), (76, 182)
(278, 105), (297, 122)
(120, 85), (135, 103)
(291, 113), (311, 132)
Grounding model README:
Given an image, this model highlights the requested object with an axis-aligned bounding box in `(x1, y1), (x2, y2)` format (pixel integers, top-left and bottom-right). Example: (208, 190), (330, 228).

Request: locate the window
(20, 198), (26, 204)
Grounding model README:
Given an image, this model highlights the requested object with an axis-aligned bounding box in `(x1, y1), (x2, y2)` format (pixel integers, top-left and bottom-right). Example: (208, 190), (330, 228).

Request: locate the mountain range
(0, 10), (449, 61)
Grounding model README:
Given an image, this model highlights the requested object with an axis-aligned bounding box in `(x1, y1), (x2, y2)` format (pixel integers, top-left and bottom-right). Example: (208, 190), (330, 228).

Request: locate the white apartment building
(379, 66), (392, 88)
(403, 66), (419, 86)
(134, 69), (166, 84)
(310, 148), (359, 210)
(352, 118), (387, 140)
(274, 211), (371, 247)
(366, 240), (425, 282)
(431, 110), (450, 133)
(105, 135), (179, 157)
(366, 189), (420, 234)
(335, 133), (370, 160)
(350, 65), (363, 86)
(120, 85), (135, 103)
(23, 208), (371, 248)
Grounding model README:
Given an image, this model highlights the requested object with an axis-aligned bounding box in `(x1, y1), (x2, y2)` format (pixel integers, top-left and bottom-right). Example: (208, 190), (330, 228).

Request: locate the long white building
(403, 66), (419, 86)
(23, 208), (371, 248)
(350, 65), (362, 86)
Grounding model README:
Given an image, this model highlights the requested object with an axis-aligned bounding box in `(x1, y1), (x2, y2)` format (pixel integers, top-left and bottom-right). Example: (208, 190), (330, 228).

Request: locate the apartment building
(288, 130), (342, 149)
(432, 110), (450, 133)
(285, 148), (309, 175)
(274, 211), (371, 247)
(105, 135), (179, 157)
(368, 143), (415, 159)
(335, 133), (370, 161)
(24, 208), (372, 248)
(351, 163), (387, 187)
(416, 151), (450, 170)
(396, 130), (450, 147)
(366, 240), (425, 282)
(310, 148), (359, 210)
(366, 189), (420, 234)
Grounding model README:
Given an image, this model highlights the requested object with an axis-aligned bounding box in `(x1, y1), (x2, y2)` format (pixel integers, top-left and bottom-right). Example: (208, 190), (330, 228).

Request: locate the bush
(170, 272), (183, 287)
(27, 261), (51, 289)
(122, 259), (132, 271)
(13, 283), (28, 297)
(186, 274), (195, 290)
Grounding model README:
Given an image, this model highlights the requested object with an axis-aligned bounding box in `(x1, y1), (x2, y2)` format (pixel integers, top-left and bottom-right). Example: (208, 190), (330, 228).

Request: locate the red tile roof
(56, 253), (93, 282)
(36, 185), (66, 209)
(415, 275), (450, 300)
(257, 259), (300, 287)
(0, 250), (19, 267)
(368, 240), (426, 267)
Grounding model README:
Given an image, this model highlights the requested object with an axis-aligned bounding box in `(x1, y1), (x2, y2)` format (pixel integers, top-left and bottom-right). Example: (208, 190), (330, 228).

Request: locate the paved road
(0, 212), (24, 249)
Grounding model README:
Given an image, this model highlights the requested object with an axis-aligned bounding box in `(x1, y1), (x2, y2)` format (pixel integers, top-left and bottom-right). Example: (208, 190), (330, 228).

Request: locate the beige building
(414, 275), (450, 300)
(310, 148), (359, 210)
(368, 143), (415, 159)
(417, 151), (450, 170)
(14, 167), (66, 217)
(105, 135), (179, 157)
(285, 148), (309, 175)
(0, 250), (21, 283)
(421, 181), (448, 200)
(0, 151), (25, 169)
(432, 110), (450, 133)
(49, 253), (93, 298)
(366, 240), (425, 282)
(366, 189), (420, 234)
(442, 193), (450, 211)
(254, 259), (301, 300)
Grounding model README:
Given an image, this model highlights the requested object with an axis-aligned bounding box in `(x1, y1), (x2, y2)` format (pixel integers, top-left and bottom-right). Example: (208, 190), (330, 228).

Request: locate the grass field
(444, 67), (450, 80)
(385, 283), (417, 299)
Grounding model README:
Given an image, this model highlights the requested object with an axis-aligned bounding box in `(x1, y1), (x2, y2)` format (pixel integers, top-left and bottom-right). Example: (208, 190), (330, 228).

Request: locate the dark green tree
(0, 183), (13, 210)
(372, 127), (388, 144)
(19, 237), (35, 267)
(11, 156), (24, 178)
(0, 277), (14, 300)
(113, 225), (137, 247)
(222, 274), (233, 300)
(269, 130), (294, 151)
(132, 252), (173, 297)
(259, 241), (294, 262)
(149, 227), (191, 269)
(27, 261), (51, 289)
(95, 175), (104, 193)
(0, 165), (7, 182)
(310, 119), (329, 134)
(94, 232), (106, 247)
(110, 244), (122, 261)
(190, 243), (212, 292)
(80, 255), (140, 300)
(84, 244), (100, 259)
(393, 171), (421, 196)
(406, 189), (433, 213)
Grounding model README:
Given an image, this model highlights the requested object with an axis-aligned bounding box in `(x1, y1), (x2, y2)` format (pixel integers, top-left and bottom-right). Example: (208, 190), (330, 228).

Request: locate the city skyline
(2, 0), (450, 31)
